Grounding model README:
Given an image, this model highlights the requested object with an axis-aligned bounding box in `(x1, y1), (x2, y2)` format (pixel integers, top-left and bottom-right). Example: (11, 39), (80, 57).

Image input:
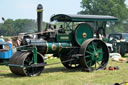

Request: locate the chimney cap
(37, 4), (43, 9)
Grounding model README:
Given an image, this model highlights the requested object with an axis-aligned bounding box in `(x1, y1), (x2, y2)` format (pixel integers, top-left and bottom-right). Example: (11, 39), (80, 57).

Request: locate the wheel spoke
(88, 45), (94, 51)
(89, 60), (92, 67)
(86, 51), (94, 56)
(85, 55), (90, 58)
(92, 42), (97, 52)
(93, 59), (101, 69)
(96, 48), (103, 61)
(98, 54), (103, 61)
(87, 59), (91, 64)
(96, 60), (100, 65)
(97, 48), (103, 53)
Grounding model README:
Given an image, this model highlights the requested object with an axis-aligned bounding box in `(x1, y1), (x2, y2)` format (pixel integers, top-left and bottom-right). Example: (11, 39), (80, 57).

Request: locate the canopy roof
(50, 14), (118, 22)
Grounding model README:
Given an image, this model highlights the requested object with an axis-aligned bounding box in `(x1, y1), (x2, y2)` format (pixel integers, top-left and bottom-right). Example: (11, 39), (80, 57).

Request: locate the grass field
(0, 58), (128, 85)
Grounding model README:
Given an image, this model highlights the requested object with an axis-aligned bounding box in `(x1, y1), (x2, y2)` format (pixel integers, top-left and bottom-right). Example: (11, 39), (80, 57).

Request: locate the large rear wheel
(79, 39), (109, 71)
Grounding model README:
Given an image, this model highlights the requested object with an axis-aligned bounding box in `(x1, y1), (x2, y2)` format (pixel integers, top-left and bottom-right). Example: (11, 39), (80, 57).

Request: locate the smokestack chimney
(37, 4), (43, 38)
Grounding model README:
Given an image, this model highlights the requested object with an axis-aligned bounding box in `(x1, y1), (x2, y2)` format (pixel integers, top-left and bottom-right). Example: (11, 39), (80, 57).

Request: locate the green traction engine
(8, 4), (117, 76)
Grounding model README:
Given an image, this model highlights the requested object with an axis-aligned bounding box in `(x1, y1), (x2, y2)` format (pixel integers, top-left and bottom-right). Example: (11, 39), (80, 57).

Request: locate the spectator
(7, 38), (13, 45)
(0, 36), (5, 49)
(16, 37), (21, 46)
(6, 37), (17, 53)
(0, 35), (5, 42)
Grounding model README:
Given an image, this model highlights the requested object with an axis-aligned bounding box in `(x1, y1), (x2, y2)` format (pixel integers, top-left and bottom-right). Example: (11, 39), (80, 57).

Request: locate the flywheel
(75, 23), (93, 46)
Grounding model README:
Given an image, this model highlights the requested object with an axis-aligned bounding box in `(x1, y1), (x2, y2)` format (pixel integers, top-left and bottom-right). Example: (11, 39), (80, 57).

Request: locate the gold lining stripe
(37, 9), (43, 12)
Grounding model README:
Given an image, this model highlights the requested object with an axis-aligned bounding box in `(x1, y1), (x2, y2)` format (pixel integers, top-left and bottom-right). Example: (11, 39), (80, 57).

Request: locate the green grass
(0, 58), (128, 85)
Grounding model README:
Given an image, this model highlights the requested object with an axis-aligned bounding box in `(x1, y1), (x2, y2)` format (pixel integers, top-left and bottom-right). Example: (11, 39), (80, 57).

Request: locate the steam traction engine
(8, 4), (117, 76)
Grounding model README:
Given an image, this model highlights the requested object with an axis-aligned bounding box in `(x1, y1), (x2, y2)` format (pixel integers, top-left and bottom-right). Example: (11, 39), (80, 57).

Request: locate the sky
(0, 0), (128, 23)
(0, 0), (82, 22)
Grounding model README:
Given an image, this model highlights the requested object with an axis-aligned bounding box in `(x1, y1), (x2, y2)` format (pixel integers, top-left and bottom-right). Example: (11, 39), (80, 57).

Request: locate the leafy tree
(79, 0), (128, 33)
(0, 23), (8, 35)
(13, 19), (37, 35)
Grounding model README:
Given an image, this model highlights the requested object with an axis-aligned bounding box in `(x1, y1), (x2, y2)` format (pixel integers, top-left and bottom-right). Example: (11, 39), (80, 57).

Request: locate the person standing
(0, 35), (5, 42)
(0, 36), (5, 49)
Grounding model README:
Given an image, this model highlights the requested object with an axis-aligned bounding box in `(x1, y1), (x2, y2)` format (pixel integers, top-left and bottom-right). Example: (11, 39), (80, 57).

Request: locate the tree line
(0, 19), (47, 36)
(0, 19), (37, 36)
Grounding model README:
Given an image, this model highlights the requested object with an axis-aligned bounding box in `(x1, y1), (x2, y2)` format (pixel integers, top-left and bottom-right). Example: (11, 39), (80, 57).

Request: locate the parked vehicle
(0, 42), (13, 63)
(108, 33), (128, 56)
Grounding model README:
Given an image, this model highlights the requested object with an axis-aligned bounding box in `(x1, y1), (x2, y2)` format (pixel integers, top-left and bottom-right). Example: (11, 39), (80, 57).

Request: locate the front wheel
(9, 51), (45, 76)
